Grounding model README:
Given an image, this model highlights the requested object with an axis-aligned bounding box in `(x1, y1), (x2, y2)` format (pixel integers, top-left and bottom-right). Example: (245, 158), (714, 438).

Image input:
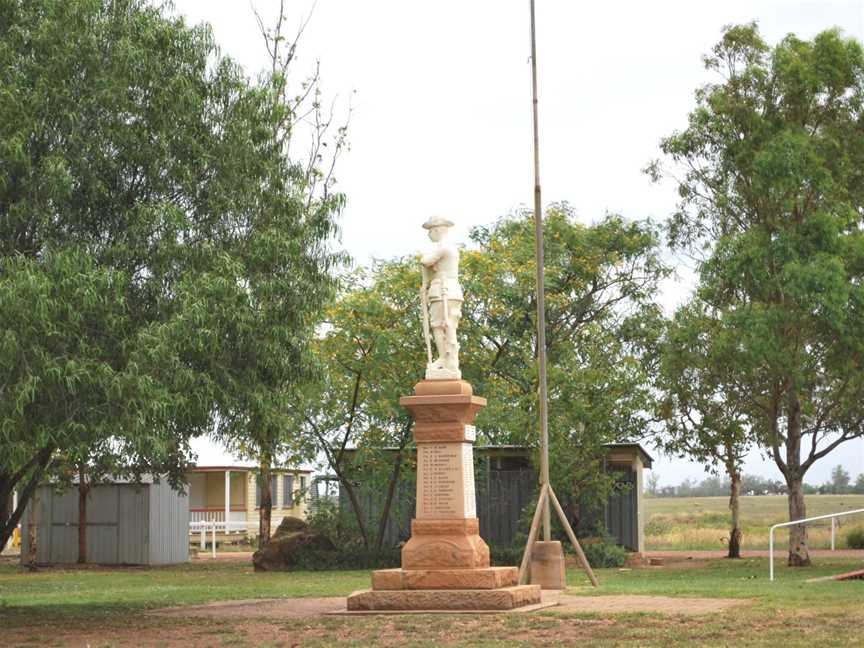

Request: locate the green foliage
(290, 261), (422, 549)
(649, 23), (864, 562)
(297, 207), (666, 549)
(296, 500), (401, 570)
(291, 547), (402, 571)
(462, 206), (668, 507)
(0, 0), (343, 546)
(825, 465), (852, 494)
(845, 527), (864, 549)
(489, 545), (525, 567)
(579, 536), (628, 568)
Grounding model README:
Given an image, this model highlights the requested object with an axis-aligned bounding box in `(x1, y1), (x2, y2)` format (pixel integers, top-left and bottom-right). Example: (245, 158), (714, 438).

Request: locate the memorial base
(372, 566), (517, 590)
(346, 585), (542, 611)
(348, 378), (538, 611)
(401, 518), (489, 569)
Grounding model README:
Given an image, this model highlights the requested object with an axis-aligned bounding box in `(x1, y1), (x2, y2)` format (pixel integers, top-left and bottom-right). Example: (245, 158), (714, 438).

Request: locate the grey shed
(20, 478), (189, 566)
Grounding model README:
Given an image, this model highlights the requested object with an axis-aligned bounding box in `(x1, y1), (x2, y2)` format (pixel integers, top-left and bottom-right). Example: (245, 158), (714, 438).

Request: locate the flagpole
(518, 0), (599, 588)
(529, 0), (551, 544)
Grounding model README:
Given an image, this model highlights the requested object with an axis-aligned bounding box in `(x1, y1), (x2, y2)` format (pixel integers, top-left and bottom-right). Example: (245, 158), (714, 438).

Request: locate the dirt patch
(151, 596), (346, 618)
(190, 550), (255, 562)
(149, 591), (744, 621)
(549, 593), (746, 615)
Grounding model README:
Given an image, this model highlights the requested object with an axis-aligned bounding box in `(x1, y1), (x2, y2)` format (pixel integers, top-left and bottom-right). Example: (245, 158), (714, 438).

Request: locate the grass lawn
(1, 555), (862, 646)
(645, 494), (864, 551)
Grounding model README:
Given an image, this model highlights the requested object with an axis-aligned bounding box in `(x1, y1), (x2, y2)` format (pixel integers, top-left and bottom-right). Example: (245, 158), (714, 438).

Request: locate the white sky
(178, 0), (864, 486)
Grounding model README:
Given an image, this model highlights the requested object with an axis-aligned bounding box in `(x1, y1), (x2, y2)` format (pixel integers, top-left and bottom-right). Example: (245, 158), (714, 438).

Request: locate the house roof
(190, 436), (315, 472)
(189, 465), (312, 473)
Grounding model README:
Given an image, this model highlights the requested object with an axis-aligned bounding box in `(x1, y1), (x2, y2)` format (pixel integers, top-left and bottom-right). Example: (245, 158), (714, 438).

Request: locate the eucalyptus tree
(295, 207), (667, 549)
(0, 0), (340, 549)
(654, 300), (753, 558)
(648, 24), (864, 565)
(460, 206), (668, 512)
(196, 1), (348, 543)
(290, 262), (423, 551)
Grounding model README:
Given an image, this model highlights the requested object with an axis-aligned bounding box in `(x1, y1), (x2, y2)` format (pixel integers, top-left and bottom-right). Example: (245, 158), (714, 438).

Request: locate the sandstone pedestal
(530, 541), (566, 590)
(346, 380), (541, 612)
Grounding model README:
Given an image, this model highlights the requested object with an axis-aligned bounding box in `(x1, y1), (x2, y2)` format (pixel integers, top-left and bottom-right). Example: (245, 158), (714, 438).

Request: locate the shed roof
(342, 443), (653, 469)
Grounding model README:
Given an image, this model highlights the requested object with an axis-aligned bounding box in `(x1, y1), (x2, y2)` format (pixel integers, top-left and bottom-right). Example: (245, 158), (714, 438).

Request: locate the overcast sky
(175, 0), (864, 486)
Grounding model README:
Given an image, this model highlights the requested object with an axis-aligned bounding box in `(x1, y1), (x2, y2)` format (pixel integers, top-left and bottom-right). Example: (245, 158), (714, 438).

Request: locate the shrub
(490, 545), (524, 567)
(491, 537), (628, 570)
(846, 526), (864, 549)
(578, 537), (628, 568)
(292, 547), (401, 570)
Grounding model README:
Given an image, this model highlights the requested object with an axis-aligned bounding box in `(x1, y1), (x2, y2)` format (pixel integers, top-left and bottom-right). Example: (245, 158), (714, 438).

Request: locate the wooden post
(548, 486), (599, 587)
(224, 470), (231, 532)
(529, 0), (552, 544)
(518, 483), (549, 584)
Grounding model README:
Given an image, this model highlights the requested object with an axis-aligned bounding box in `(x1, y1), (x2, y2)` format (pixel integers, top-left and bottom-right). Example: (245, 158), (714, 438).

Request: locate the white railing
(769, 508), (864, 581)
(189, 520), (249, 558)
(190, 510), (247, 524)
(190, 510), (225, 524)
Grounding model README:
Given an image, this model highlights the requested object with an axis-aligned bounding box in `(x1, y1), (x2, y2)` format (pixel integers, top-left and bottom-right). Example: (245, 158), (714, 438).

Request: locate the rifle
(420, 267), (433, 366)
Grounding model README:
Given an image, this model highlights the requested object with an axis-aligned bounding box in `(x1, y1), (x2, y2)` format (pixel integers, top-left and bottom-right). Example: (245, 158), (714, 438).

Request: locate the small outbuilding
(20, 478), (189, 566)
(340, 442), (654, 554)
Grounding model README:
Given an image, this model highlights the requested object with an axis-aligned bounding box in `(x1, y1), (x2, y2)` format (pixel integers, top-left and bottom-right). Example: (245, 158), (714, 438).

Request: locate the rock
(274, 516), (308, 535)
(252, 523), (335, 572)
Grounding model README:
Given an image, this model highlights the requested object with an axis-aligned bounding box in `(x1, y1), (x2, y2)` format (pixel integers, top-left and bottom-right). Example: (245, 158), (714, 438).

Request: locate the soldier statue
(420, 216), (463, 380)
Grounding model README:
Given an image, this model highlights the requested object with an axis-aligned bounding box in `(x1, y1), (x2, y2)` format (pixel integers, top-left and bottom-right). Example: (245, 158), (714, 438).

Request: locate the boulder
(274, 516), (308, 535)
(252, 519), (335, 572)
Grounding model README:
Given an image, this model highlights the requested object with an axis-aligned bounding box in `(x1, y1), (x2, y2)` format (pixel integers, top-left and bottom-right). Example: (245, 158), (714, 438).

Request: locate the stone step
(372, 566), (518, 590)
(347, 584), (542, 611)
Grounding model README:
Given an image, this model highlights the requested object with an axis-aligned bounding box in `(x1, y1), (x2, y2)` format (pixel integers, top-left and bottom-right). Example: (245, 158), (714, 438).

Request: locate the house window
(255, 475), (279, 508)
(299, 475), (307, 500)
(283, 475), (294, 508)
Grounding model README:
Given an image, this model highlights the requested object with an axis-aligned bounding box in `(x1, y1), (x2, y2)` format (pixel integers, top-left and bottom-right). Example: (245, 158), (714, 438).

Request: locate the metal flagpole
(518, 0), (599, 588)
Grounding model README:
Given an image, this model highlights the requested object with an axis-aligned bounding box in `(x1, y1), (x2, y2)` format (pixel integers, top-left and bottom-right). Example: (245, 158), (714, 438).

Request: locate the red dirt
(832, 569), (864, 581)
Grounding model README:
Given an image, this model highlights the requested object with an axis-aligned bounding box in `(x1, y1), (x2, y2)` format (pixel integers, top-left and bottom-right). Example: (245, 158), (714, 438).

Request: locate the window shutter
(255, 480), (261, 508)
(300, 475), (307, 499)
(271, 475), (278, 508)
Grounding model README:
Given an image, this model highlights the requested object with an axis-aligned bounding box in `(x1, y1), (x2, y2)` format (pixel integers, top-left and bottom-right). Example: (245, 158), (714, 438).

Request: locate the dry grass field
(644, 494), (864, 551)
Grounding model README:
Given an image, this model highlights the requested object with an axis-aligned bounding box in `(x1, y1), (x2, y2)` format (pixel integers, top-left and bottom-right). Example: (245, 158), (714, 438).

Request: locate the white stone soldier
(420, 216), (463, 380)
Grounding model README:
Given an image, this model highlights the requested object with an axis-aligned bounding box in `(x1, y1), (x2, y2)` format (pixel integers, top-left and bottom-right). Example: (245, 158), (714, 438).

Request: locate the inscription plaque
(462, 442), (476, 517)
(416, 443), (476, 519)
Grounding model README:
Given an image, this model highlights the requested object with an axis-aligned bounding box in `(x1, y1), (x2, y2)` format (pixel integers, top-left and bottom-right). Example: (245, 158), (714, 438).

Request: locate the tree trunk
(727, 472), (742, 559)
(340, 474), (370, 549)
(0, 446), (53, 550)
(784, 393), (810, 566)
(375, 448), (405, 551)
(786, 474), (810, 566)
(77, 464), (89, 564)
(27, 491), (38, 572)
(258, 457), (272, 547)
(0, 476), (10, 539)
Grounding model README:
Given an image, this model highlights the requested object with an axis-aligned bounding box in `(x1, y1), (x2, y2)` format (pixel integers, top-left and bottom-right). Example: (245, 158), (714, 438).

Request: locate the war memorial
(346, 217), (543, 611)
